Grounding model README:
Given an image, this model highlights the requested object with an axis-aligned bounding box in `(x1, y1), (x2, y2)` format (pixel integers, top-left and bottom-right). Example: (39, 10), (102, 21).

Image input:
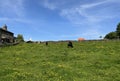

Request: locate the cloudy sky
(0, 0), (120, 41)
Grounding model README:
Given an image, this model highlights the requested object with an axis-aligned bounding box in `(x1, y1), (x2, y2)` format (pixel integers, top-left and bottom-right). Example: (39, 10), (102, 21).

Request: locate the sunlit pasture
(0, 41), (120, 81)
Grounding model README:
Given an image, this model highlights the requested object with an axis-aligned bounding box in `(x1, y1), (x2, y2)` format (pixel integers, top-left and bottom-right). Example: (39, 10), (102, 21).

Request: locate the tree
(116, 23), (120, 39)
(104, 32), (117, 39)
(16, 34), (24, 42)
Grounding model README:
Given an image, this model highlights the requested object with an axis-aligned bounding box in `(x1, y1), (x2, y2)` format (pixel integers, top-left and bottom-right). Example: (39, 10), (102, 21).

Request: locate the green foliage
(16, 34), (24, 43)
(104, 32), (117, 39)
(105, 22), (120, 39)
(116, 23), (120, 38)
(0, 41), (120, 81)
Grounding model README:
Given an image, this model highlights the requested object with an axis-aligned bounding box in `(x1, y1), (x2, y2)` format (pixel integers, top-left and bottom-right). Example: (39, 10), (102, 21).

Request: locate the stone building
(0, 25), (14, 43)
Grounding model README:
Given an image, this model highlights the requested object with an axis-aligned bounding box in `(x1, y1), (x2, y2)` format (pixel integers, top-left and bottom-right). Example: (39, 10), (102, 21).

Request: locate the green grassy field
(0, 41), (120, 81)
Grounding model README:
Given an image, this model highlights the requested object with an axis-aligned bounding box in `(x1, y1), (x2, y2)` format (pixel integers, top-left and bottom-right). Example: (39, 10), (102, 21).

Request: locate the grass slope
(0, 41), (120, 81)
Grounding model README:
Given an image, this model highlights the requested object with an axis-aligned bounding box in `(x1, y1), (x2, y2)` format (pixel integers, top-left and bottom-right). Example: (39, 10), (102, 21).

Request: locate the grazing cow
(78, 38), (85, 42)
(67, 41), (73, 48)
(46, 42), (48, 46)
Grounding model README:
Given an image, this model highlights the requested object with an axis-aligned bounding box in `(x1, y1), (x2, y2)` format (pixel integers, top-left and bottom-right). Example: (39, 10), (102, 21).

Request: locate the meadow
(0, 41), (120, 81)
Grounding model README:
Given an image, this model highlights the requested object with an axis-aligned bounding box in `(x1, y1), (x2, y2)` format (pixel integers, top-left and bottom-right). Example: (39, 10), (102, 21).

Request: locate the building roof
(0, 28), (14, 34)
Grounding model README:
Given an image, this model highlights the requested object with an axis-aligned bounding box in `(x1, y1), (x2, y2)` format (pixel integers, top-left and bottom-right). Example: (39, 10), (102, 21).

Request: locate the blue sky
(0, 0), (120, 41)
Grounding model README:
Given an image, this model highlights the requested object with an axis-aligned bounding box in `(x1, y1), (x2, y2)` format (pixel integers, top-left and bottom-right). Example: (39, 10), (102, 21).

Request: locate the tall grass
(0, 41), (120, 81)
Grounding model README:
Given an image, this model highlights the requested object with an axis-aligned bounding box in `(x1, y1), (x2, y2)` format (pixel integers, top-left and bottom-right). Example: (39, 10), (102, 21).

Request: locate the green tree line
(104, 23), (120, 39)
(16, 34), (24, 43)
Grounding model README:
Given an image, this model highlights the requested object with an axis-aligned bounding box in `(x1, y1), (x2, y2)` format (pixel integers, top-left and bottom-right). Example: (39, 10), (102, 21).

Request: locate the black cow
(67, 41), (73, 48)
(45, 42), (48, 46)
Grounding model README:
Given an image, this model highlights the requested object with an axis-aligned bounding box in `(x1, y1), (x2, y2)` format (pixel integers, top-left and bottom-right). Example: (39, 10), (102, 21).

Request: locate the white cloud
(41, 0), (72, 10)
(58, 0), (120, 39)
(59, 0), (120, 30)
(81, 29), (103, 39)
(0, 0), (30, 24)
(80, 0), (107, 9)
(0, 17), (33, 25)
(42, 0), (57, 10)
(41, 0), (117, 20)
(0, 0), (25, 18)
(40, 0), (120, 39)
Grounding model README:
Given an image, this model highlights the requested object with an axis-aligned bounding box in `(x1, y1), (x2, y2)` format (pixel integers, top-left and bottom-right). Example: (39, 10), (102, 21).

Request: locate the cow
(67, 41), (73, 48)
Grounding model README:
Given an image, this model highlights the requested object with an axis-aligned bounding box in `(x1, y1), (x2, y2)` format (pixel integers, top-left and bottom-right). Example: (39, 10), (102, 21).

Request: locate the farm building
(0, 25), (14, 43)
